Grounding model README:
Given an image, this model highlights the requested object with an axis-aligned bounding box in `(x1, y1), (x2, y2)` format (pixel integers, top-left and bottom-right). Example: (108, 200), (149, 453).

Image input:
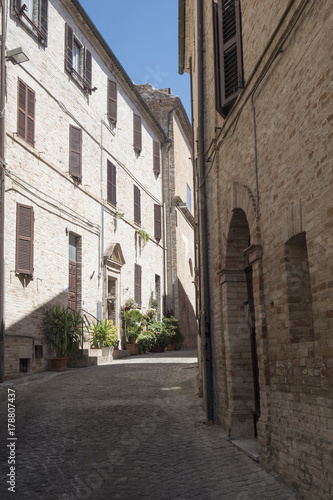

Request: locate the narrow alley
(0, 350), (299, 500)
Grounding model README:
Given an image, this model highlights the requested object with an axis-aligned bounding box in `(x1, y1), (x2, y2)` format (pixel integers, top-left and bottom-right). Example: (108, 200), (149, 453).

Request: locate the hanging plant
(136, 229), (150, 249)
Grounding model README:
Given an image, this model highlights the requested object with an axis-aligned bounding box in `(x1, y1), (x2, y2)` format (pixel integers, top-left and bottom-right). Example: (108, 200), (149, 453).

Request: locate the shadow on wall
(3, 292), (69, 380)
(177, 278), (197, 348)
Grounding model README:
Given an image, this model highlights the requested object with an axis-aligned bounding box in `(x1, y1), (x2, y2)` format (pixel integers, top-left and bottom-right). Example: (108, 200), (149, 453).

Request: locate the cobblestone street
(0, 350), (299, 500)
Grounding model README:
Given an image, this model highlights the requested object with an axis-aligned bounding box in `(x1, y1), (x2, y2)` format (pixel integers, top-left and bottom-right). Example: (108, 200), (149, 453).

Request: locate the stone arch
(219, 184), (265, 441)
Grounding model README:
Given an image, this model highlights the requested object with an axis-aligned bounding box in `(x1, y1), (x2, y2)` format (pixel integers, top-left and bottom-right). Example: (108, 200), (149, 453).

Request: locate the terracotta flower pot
(49, 357), (68, 371)
(125, 343), (139, 355)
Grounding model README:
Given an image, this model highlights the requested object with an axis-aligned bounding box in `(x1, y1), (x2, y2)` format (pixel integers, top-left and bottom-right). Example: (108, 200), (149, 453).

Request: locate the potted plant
(137, 330), (155, 354)
(43, 305), (82, 370)
(123, 308), (144, 355)
(163, 316), (184, 350)
(89, 319), (119, 357)
(146, 320), (171, 352)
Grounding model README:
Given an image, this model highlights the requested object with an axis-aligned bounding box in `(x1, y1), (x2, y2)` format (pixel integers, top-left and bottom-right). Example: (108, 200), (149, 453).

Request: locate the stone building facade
(179, 0), (333, 498)
(0, 0), (194, 380)
(136, 85), (197, 348)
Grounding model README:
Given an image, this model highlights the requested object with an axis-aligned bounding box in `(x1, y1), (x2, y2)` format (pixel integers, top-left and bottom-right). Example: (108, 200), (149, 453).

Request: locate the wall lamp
(6, 47), (29, 65)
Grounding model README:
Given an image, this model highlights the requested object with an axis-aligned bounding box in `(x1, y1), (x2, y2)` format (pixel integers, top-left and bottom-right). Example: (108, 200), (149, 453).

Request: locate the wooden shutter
(133, 114), (142, 152)
(12, 0), (21, 12)
(215, 0), (243, 115)
(18, 79), (27, 140)
(154, 204), (162, 240)
(107, 160), (117, 207)
(69, 125), (82, 180)
(84, 48), (92, 88)
(17, 79), (35, 146)
(40, 0), (48, 44)
(16, 204), (34, 275)
(107, 79), (117, 122)
(65, 23), (73, 73)
(134, 264), (142, 308)
(153, 140), (160, 174)
(27, 88), (35, 146)
(134, 185), (141, 225)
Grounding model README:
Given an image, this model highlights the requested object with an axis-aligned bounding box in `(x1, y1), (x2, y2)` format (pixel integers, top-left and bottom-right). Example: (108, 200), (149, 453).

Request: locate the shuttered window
(107, 160), (117, 207)
(17, 79), (35, 147)
(214, 0), (243, 118)
(153, 140), (160, 174)
(16, 203), (34, 275)
(12, 0), (48, 45)
(107, 79), (117, 123)
(134, 264), (142, 308)
(133, 114), (142, 153)
(134, 185), (141, 225)
(65, 23), (93, 93)
(69, 125), (82, 180)
(154, 204), (162, 240)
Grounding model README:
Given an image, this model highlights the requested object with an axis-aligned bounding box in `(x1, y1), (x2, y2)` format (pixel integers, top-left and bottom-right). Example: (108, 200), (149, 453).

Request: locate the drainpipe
(0, 0), (6, 383)
(167, 99), (180, 314)
(100, 120), (105, 320)
(161, 138), (170, 317)
(197, 0), (215, 422)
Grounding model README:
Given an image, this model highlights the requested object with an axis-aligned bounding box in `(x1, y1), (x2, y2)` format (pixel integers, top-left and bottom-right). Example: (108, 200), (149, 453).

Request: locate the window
(187, 184), (192, 213)
(19, 359), (30, 372)
(69, 125), (82, 180)
(133, 113), (142, 153)
(153, 140), (160, 174)
(134, 185), (141, 225)
(154, 204), (162, 240)
(134, 264), (142, 308)
(12, 0), (48, 45)
(107, 160), (117, 207)
(213, 0), (243, 118)
(107, 79), (117, 123)
(65, 23), (93, 94)
(35, 345), (43, 358)
(16, 203), (34, 275)
(285, 232), (314, 343)
(17, 79), (35, 147)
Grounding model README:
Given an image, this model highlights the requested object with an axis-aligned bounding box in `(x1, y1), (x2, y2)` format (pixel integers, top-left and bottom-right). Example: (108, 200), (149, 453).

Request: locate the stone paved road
(0, 349), (300, 500)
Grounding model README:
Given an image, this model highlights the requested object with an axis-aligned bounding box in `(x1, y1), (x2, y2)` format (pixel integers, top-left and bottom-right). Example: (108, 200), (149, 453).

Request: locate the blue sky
(78, 0), (191, 118)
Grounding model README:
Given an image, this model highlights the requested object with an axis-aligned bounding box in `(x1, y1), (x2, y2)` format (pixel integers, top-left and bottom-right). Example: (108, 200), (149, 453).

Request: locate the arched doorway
(222, 208), (260, 439)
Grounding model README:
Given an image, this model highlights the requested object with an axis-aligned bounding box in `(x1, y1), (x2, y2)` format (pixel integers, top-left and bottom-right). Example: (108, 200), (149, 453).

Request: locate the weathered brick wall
(4, 0), (165, 378)
(185, 0), (333, 498)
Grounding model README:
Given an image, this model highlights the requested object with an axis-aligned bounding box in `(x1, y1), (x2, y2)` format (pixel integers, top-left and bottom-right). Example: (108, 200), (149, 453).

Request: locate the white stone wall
(4, 0), (165, 378)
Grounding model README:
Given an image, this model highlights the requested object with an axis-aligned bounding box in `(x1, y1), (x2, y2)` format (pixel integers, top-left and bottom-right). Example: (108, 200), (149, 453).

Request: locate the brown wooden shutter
(18, 79), (35, 146)
(134, 185), (141, 225)
(133, 114), (142, 152)
(84, 48), (92, 88)
(16, 203), (34, 275)
(134, 264), (142, 308)
(65, 23), (73, 73)
(154, 204), (162, 240)
(213, 1), (223, 114)
(153, 140), (160, 174)
(69, 125), (82, 180)
(107, 79), (117, 122)
(107, 160), (117, 207)
(40, 0), (48, 44)
(12, 0), (21, 12)
(18, 79), (26, 140)
(27, 88), (35, 146)
(215, 0), (243, 115)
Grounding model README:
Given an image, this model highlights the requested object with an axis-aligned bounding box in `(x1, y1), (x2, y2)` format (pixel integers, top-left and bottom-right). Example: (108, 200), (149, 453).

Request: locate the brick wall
(3, 0), (165, 378)
(184, 0), (333, 498)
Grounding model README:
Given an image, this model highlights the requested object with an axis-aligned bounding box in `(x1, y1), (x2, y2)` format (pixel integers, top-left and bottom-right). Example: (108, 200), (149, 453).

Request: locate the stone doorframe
(218, 183), (269, 451)
(104, 243), (126, 328)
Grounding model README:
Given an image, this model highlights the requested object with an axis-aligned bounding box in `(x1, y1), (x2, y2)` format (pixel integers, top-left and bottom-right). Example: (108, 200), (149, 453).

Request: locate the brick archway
(219, 184), (266, 440)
